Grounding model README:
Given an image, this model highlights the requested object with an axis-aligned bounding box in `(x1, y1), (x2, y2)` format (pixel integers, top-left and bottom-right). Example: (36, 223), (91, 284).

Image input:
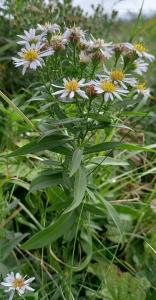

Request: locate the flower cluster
(13, 23), (154, 101)
(1, 272), (35, 300)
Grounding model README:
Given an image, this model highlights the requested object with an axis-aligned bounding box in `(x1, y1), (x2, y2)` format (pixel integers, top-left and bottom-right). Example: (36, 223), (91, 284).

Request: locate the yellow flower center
(13, 278), (25, 289)
(64, 79), (79, 91)
(134, 43), (147, 53)
(111, 70), (124, 81)
(136, 83), (146, 90)
(23, 49), (38, 61)
(100, 80), (117, 92)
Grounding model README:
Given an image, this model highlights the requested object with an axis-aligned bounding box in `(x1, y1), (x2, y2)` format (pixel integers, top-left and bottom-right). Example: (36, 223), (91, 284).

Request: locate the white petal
(16, 273), (22, 279)
(9, 290), (15, 300)
(104, 93), (109, 102)
(69, 91), (74, 98)
(60, 91), (69, 98)
(53, 90), (65, 95)
(110, 93), (114, 101)
(17, 41), (27, 45)
(52, 83), (64, 88)
(1, 282), (13, 287)
(24, 277), (35, 284)
(40, 49), (54, 57)
(77, 90), (88, 99)
(22, 65), (28, 75)
(144, 52), (155, 62)
(114, 92), (122, 100)
(63, 78), (68, 83)
(25, 286), (35, 291)
(95, 87), (104, 93)
(78, 78), (85, 84)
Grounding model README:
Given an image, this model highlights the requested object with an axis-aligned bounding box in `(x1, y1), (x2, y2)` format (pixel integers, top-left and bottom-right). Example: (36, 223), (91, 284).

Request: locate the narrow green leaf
(84, 142), (121, 154)
(90, 156), (129, 166)
(30, 172), (63, 192)
(117, 143), (156, 152)
(8, 135), (72, 157)
(64, 166), (87, 213)
(121, 111), (147, 117)
(50, 117), (83, 126)
(0, 233), (28, 261)
(70, 148), (83, 177)
(98, 194), (123, 239)
(22, 212), (75, 250)
(84, 142), (156, 154)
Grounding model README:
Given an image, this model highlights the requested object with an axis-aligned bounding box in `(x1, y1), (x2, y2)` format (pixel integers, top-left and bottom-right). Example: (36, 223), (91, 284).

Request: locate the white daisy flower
(99, 66), (136, 88)
(37, 22), (60, 35)
(79, 50), (92, 64)
(63, 27), (86, 43)
(91, 38), (113, 59)
(12, 43), (54, 75)
(80, 38), (94, 50)
(52, 78), (88, 100)
(95, 80), (128, 102)
(113, 43), (130, 54)
(123, 42), (155, 62)
(133, 59), (149, 75)
(17, 28), (45, 45)
(135, 82), (150, 97)
(1, 272), (35, 300)
(50, 34), (67, 51)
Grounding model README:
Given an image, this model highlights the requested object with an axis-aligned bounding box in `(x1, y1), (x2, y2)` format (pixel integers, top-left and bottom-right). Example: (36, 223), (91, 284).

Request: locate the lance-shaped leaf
(8, 134), (72, 157)
(84, 142), (156, 154)
(22, 212), (75, 250)
(64, 166), (87, 213)
(70, 148), (83, 177)
(30, 172), (63, 192)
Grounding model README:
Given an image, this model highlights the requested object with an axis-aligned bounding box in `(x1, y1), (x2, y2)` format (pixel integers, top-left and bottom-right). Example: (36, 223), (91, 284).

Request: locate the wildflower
(99, 66), (136, 88)
(12, 43), (54, 75)
(113, 43), (129, 55)
(124, 42), (155, 62)
(52, 78), (88, 99)
(135, 82), (150, 97)
(80, 38), (94, 50)
(133, 59), (149, 75)
(1, 272), (35, 300)
(63, 27), (85, 43)
(50, 34), (67, 51)
(17, 28), (45, 45)
(79, 51), (92, 64)
(92, 51), (107, 63)
(86, 81), (97, 97)
(95, 80), (128, 102)
(92, 38), (113, 59)
(37, 22), (60, 34)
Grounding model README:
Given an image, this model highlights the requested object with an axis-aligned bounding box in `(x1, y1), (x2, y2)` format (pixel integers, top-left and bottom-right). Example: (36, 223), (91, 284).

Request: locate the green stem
(73, 43), (77, 69)
(90, 63), (97, 79)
